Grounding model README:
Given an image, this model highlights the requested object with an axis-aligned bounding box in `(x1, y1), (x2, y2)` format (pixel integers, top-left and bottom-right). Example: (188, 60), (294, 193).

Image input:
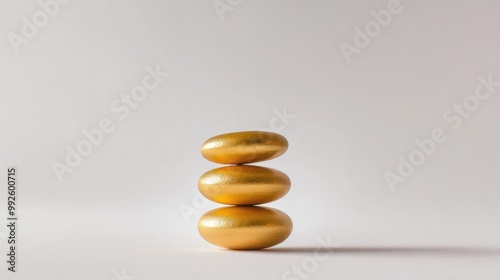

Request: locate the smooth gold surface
(201, 131), (288, 164)
(199, 165), (291, 205)
(198, 206), (293, 250)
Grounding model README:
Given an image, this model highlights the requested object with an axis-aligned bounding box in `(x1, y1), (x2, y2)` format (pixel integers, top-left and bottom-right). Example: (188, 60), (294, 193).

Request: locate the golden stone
(198, 206), (293, 250)
(201, 131), (288, 164)
(198, 165), (290, 205)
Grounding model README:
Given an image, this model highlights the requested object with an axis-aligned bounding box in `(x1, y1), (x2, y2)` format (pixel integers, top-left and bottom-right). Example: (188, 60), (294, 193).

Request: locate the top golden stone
(201, 131), (288, 164)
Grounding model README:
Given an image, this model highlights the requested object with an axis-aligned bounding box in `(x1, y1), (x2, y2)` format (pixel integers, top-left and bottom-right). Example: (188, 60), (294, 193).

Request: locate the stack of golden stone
(198, 131), (293, 250)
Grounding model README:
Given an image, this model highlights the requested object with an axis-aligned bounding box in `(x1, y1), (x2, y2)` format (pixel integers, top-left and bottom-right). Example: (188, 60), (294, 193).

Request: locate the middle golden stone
(198, 165), (291, 205)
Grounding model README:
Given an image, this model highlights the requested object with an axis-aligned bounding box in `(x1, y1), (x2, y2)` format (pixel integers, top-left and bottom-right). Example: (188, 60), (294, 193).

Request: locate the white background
(1, 0), (500, 279)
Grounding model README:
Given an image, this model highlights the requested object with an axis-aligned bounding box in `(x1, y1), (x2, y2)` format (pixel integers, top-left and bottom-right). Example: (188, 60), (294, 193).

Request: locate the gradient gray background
(1, 0), (500, 279)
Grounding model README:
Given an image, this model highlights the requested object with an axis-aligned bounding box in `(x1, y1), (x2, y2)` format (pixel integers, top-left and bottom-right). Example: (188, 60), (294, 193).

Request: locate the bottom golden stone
(198, 206), (293, 250)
